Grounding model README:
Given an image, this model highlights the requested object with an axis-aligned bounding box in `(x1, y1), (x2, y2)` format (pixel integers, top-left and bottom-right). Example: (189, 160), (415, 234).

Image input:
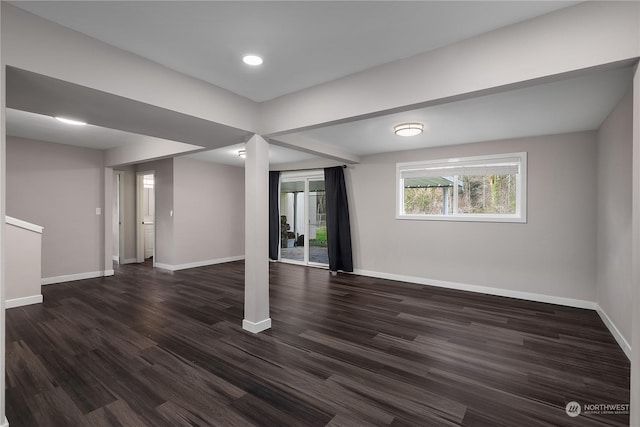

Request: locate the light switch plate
(96, 208), (101, 215)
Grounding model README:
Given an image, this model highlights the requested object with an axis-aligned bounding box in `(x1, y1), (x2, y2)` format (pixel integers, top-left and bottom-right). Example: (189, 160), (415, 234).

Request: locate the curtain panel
(324, 166), (353, 272)
(268, 171), (280, 261)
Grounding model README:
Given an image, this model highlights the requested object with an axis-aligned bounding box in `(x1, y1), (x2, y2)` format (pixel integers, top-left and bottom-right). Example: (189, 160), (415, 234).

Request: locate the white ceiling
(5, 1), (632, 168)
(10, 1), (578, 102)
(285, 65), (635, 156)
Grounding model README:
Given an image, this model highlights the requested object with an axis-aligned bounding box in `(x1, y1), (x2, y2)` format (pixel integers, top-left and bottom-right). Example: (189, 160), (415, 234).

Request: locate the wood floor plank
(5, 260), (630, 426)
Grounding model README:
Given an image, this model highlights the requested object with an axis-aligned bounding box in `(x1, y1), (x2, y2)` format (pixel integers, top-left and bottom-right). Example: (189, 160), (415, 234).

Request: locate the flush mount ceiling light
(54, 116), (87, 126)
(394, 122), (424, 137)
(242, 55), (263, 66)
(238, 149), (246, 158)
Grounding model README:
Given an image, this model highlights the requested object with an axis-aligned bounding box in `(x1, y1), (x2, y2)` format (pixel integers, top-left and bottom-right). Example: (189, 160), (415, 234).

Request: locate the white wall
(172, 157), (245, 267)
(6, 137), (106, 281)
(347, 132), (598, 302)
(5, 221), (41, 304)
(596, 91), (633, 346)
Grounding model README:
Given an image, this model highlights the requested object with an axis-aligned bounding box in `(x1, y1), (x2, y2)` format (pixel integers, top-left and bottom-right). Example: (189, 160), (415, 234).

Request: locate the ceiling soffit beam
(263, 59), (639, 139)
(268, 135), (360, 164)
(258, 1), (640, 136)
(1, 3), (260, 134)
(105, 139), (203, 168)
(6, 67), (253, 151)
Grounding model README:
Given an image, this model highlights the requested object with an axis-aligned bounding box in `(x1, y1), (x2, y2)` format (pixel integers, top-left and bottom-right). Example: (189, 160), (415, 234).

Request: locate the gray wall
(6, 136), (105, 279)
(597, 91), (633, 344)
(173, 158), (245, 266)
(345, 131), (598, 301)
(113, 158), (244, 269)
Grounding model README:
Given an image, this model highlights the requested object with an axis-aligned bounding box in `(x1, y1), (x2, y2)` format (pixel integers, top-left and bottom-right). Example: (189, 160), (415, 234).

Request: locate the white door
(143, 174), (155, 259)
(136, 171), (156, 264)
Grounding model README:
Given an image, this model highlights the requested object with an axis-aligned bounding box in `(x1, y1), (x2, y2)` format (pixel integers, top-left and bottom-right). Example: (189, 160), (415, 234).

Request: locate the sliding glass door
(280, 180), (305, 262)
(307, 179), (328, 265)
(279, 173), (328, 266)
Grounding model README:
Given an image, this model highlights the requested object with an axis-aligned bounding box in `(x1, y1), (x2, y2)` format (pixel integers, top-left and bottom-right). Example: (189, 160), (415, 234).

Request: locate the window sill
(396, 214), (526, 223)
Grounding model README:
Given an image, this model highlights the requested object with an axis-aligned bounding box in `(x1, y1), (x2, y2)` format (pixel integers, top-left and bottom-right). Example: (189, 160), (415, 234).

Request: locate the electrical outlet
(96, 208), (101, 215)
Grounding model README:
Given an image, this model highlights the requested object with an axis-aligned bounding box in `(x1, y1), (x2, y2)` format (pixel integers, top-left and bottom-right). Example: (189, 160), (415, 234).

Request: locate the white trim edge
(42, 270), (113, 285)
(6, 216), (43, 234)
(112, 256), (119, 263)
(352, 269), (597, 310)
(0, 416), (8, 427)
(155, 255), (245, 272)
(351, 269), (635, 357)
(596, 304), (631, 360)
(243, 318), (272, 333)
(6, 294), (43, 308)
(154, 262), (174, 271)
(120, 258), (137, 265)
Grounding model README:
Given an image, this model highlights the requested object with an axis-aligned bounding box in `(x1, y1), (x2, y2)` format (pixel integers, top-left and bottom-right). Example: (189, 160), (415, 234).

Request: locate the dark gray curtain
(324, 166), (353, 272)
(269, 171), (280, 261)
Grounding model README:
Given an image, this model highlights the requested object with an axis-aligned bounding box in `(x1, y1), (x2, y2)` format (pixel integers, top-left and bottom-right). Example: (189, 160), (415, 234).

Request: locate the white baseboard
(243, 318), (272, 333)
(42, 270), (113, 285)
(155, 255), (245, 272)
(120, 258), (137, 265)
(6, 294), (43, 308)
(154, 262), (173, 271)
(112, 255), (119, 263)
(0, 416), (8, 427)
(352, 269), (634, 358)
(596, 304), (631, 360)
(353, 269), (597, 310)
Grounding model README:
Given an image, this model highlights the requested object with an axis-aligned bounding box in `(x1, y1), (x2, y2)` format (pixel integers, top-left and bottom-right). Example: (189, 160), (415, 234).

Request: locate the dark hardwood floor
(5, 260), (630, 426)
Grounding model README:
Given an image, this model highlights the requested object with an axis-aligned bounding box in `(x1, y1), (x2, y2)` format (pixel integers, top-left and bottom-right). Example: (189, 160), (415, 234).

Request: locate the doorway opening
(279, 171), (328, 266)
(136, 171), (156, 265)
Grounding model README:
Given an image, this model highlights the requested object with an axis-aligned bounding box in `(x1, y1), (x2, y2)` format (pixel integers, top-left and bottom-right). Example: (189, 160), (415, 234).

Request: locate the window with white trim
(396, 152), (527, 222)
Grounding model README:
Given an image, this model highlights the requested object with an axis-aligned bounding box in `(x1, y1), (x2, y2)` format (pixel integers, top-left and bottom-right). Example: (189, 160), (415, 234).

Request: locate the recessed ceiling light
(394, 122), (424, 137)
(242, 55), (263, 66)
(238, 149), (246, 158)
(54, 116), (87, 126)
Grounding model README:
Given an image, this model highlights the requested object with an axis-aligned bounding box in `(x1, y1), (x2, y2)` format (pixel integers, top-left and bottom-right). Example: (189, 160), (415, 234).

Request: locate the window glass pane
(404, 184), (453, 215)
(308, 180), (328, 265)
(457, 174), (516, 214)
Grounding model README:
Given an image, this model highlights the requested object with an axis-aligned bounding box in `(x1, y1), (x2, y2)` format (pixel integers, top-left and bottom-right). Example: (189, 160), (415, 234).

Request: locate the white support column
(242, 135), (271, 333)
(630, 64), (640, 427)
